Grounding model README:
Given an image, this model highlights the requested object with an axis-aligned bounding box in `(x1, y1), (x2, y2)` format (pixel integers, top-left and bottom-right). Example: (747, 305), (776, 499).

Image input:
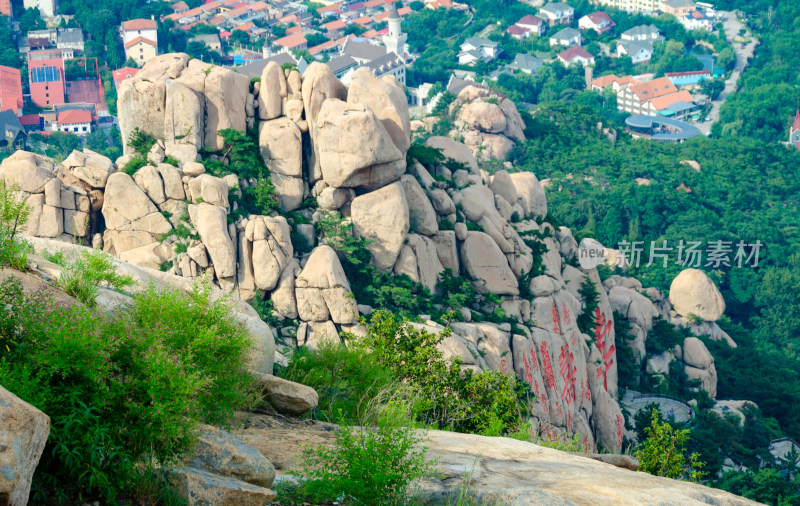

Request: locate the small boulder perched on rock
(256, 373), (319, 416)
(188, 425), (275, 488)
(0, 385), (51, 506)
(669, 269), (725, 321)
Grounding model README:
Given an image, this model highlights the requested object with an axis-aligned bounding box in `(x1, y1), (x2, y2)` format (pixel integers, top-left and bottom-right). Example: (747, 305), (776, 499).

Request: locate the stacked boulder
(0, 149), (111, 244)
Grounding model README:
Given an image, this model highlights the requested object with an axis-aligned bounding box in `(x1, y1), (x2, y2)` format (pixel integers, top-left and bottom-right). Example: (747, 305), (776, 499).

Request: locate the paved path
(697, 11), (758, 135)
(621, 390), (693, 427)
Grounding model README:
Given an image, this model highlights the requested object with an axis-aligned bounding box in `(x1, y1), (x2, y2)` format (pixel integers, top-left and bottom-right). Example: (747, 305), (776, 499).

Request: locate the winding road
(696, 11), (758, 135)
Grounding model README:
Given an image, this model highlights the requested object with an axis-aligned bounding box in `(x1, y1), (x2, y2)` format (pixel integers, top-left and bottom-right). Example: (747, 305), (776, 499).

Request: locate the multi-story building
(28, 49), (66, 108)
(382, 4), (407, 59)
(0, 66), (23, 115)
(121, 19), (158, 65)
(539, 2), (575, 26)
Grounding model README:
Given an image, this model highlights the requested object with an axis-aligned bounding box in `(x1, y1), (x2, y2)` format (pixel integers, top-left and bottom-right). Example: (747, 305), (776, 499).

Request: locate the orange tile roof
(324, 19), (346, 31)
(184, 7), (203, 17)
(364, 0), (385, 7)
(209, 15), (226, 25)
(279, 14), (297, 23)
(58, 110), (91, 124)
(591, 74), (619, 88)
(122, 19), (157, 31)
(203, 0), (223, 11)
(274, 32), (307, 49)
(250, 1), (268, 11)
(171, 1), (189, 12)
(234, 21), (256, 32)
(353, 15), (372, 26)
(124, 36), (157, 49)
(228, 6), (250, 17)
(648, 90), (694, 111)
(361, 29), (378, 39)
(165, 12), (182, 21)
(285, 25), (303, 34)
(309, 39), (338, 55)
(627, 77), (677, 101)
(317, 3), (342, 14)
(398, 6), (411, 15)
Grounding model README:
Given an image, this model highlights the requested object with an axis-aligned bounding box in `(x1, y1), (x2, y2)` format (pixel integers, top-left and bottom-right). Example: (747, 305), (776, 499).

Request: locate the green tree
(636, 409), (705, 481)
(19, 7), (45, 33)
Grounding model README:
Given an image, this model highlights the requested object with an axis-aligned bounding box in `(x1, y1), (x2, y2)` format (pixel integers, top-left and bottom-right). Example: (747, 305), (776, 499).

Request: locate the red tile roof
(559, 46), (593, 61)
(516, 15), (543, 26)
(124, 36), (157, 49)
(112, 66), (139, 83)
(171, 1), (189, 12)
(19, 114), (40, 126)
(234, 21), (256, 32)
(584, 11), (613, 25)
(309, 40), (338, 55)
(353, 15), (373, 26)
(58, 110), (91, 124)
(122, 19), (157, 31)
(274, 32), (307, 49)
(628, 77), (678, 101)
(324, 19), (346, 31)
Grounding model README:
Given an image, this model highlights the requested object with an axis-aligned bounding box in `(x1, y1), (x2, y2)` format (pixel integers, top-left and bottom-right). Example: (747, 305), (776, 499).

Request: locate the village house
(616, 39), (653, 64)
(661, 0), (696, 17)
(121, 19), (158, 65)
(458, 37), (499, 66)
(558, 46), (595, 67)
(678, 9), (714, 31)
(54, 109), (92, 135)
(591, 74), (641, 93)
(578, 11), (616, 34)
(621, 24), (661, 41)
(549, 27), (582, 48)
(539, 2), (575, 26)
(111, 67), (139, 90)
(616, 76), (696, 116)
(590, 0), (660, 13)
(511, 14), (546, 37)
(0, 110), (27, 152)
(0, 65), (23, 115)
(508, 53), (544, 74)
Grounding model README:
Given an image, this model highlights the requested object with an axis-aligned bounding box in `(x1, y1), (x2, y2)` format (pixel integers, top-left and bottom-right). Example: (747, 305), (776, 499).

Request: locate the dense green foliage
(636, 409), (705, 481)
(45, 250), (134, 306)
(713, 1), (800, 142)
(0, 183), (32, 270)
(0, 281), (257, 503)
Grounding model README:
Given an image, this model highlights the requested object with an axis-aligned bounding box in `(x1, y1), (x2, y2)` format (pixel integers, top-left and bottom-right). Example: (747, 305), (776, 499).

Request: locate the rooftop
(559, 46), (593, 61)
(124, 36), (156, 49)
(342, 40), (387, 60)
(122, 19), (157, 31)
(463, 37), (497, 48)
(274, 32), (308, 49)
(627, 77), (677, 101)
(516, 14), (543, 26)
(58, 109), (92, 124)
(326, 55), (358, 74)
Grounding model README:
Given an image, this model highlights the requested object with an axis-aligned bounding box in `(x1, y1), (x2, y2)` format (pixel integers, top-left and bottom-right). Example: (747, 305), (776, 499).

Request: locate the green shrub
(361, 310), (530, 434)
(162, 155), (180, 167)
(407, 143), (444, 167)
(576, 276), (599, 335)
(279, 340), (396, 423)
(0, 182), (32, 269)
(127, 127), (157, 156)
(636, 409), (706, 482)
(298, 404), (434, 505)
(242, 178), (279, 215)
(47, 249), (134, 306)
(122, 155), (148, 176)
(174, 242), (188, 254)
(0, 280), (257, 503)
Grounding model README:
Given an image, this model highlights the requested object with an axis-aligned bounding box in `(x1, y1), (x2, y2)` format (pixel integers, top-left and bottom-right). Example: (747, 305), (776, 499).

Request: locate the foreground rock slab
(161, 467), (276, 506)
(0, 385), (51, 506)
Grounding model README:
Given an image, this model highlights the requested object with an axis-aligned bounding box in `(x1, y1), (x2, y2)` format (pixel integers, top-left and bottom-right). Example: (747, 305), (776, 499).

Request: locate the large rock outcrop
(669, 268), (726, 321)
(0, 386), (50, 506)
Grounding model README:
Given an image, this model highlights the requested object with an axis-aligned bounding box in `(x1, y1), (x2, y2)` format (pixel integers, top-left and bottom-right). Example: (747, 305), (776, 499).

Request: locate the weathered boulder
(459, 100), (507, 134)
(0, 151), (55, 193)
(133, 165), (167, 205)
(682, 337), (713, 370)
(509, 172), (547, 219)
(460, 232), (518, 295)
(314, 99), (405, 189)
(350, 182), (410, 271)
(347, 67), (411, 153)
(188, 425), (275, 488)
(204, 65), (251, 151)
(188, 174), (229, 208)
(258, 117), (303, 178)
(295, 245), (357, 324)
(61, 149), (115, 188)
(669, 269), (725, 321)
(190, 203), (236, 278)
(424, 136), (479, 173)
(161, 467), (276, 506)
(400, 175), (438, 236)
(393, 234), (445, 293)
(257, 61), (286, 121)
(0, 385), (50, 506)
(256, 373), (319, 416)
(102, 173), (171, 235)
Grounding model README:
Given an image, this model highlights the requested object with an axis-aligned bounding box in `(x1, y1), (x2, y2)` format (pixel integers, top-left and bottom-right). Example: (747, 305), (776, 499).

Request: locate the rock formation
(5, 54), (743, 453)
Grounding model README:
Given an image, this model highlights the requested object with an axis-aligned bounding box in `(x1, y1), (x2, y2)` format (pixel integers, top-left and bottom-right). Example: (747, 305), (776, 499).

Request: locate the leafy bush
(46, 249), (134, 306)
(0, 182), (32, 269)
(279, 340), (396, 423)
(241, 178), (279, 215)
(127, 127), (157, 156)
(647, 316), (690, 356)
(121, 155), (148, 176)
(361, 310), (530, 434)
(635, 409), (705, 482)
(296, 404), (434, 506)
(0, 280), (257, 503)
(162, 155), (180, 167)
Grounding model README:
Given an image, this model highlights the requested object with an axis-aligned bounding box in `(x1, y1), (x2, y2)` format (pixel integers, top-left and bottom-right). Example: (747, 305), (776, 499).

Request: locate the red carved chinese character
(562, 302), (571, 325)
(615, 414), (625, 449)
(540, 342), (556, 390)
(594, 307), (616, 391)
(558, 344), (577, 407)
(551, 302), (562, 335)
